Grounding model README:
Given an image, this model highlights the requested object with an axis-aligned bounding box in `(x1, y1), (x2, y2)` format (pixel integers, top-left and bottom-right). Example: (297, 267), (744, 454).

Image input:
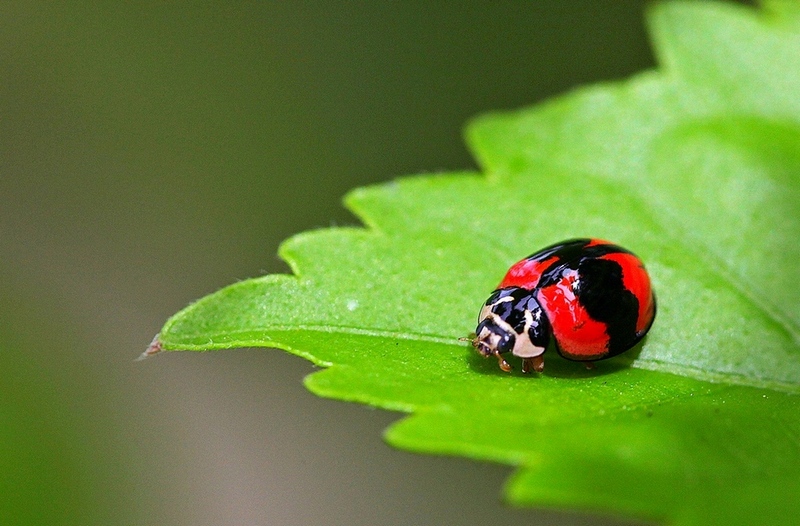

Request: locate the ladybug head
(469, 317), (515, 372)
(472, 318), (515, 355)
(467, 287), (551, 373)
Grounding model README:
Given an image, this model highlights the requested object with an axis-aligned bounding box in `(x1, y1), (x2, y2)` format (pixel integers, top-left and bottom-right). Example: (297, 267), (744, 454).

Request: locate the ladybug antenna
(459, 333), (484, 352)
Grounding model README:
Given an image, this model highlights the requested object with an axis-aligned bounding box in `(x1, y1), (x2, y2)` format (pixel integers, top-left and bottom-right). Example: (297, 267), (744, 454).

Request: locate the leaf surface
(156, 2), (800, 524)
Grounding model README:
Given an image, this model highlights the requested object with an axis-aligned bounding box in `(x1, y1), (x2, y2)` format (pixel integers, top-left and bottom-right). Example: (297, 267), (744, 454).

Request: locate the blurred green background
(1, 3), (655, 525)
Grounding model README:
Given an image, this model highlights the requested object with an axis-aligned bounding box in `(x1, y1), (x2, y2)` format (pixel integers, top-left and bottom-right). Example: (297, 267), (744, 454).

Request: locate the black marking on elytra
(575, 257), (639, 356)
(536, 239), (631, 289)
(523, 238), (590, 264)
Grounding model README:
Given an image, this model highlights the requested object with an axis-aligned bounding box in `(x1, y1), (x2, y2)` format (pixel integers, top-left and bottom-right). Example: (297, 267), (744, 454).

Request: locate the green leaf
(154, 2), (800, 524)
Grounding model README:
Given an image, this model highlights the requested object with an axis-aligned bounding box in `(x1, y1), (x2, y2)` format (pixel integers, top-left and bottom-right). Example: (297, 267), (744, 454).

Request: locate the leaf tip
(136, 334), (164, 361)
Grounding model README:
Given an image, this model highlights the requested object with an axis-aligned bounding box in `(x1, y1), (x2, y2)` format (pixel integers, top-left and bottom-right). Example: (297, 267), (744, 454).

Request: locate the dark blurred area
(0, 3), (654, 525)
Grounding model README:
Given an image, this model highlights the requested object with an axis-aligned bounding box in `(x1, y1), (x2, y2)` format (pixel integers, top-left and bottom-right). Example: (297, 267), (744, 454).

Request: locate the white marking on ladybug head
(512, 337), (546, 358)
(512, 310), (546, 358)
(474, 295), (546, 360)
(474, 324), (502, 356)
(472, 298), (514, 356)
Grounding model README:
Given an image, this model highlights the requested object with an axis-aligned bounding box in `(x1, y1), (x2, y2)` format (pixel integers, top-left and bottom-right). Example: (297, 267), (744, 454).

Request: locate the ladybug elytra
(469, 238), (656, 373)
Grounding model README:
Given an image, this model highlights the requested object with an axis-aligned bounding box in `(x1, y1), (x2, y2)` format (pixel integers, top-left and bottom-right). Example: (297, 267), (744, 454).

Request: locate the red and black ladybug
(469, 238), (656, 373)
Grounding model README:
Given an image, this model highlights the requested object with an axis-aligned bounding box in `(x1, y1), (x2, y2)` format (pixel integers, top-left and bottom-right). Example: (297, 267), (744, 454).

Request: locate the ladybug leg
(495, 352), (512, 372)
(521, 356), (545, 374)
(584, 362), (595, 371)
(521, 358), (532, 374)
(533, 355), (544, 373)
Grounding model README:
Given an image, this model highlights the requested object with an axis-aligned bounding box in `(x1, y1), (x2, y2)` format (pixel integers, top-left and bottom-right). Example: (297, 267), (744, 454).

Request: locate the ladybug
(469, 238), (656, 374)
